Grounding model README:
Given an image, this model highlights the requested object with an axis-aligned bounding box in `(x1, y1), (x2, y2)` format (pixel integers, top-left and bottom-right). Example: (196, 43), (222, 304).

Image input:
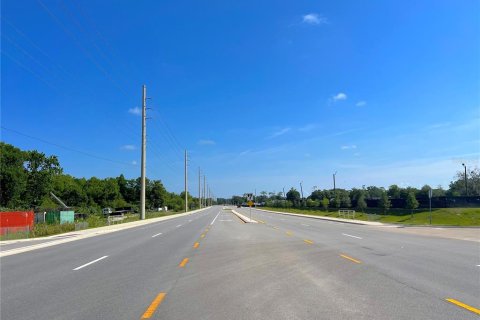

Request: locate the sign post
(246, 193), (254, 221)
(428, 188), (432, 225)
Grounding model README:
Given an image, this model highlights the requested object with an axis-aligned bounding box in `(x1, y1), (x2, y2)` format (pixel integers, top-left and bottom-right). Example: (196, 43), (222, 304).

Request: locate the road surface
(1, 206), (478, 319)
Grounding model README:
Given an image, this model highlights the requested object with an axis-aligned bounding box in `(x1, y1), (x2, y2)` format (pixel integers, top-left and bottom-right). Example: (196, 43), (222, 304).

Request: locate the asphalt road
(1, 206), (479, 319)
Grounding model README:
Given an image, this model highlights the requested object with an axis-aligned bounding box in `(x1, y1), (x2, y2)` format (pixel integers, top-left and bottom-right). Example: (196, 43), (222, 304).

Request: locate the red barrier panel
(0, 211), (34, 229)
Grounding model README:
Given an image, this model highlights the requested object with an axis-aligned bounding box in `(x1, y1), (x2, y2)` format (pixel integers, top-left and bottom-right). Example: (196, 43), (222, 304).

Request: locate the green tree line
(225, 167), (479, 212)
(0, 142), (197, 213)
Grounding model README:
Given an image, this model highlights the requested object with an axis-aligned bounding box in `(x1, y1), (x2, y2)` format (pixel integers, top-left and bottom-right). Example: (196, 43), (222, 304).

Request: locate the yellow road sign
(247, 200), (254, 207)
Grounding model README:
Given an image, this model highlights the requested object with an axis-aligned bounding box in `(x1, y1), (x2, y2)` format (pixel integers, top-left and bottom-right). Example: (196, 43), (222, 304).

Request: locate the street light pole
(462, 163), (468, 196)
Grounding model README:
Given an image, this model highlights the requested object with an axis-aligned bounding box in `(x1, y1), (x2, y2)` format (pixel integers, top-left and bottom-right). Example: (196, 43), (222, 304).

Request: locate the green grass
(0, 210), (185, 241)
(261, 207), (480, 226)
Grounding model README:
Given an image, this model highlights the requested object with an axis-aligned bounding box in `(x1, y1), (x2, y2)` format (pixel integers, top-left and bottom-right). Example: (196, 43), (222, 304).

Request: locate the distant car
(237, 204), (241, 208)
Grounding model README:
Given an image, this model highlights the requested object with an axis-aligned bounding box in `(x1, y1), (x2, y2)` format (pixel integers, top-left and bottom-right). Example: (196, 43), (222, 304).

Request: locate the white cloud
(333, 92), (347, 101)
(128, 107), (141, 115)
(298, 124), (316, 132)
(302, 13), (327, 25)
(121, 144), (136, 151)
(198, 139), (215, 145)
(356, 101), (367, 107)
(341, 145), (357, 150)
(268, 127), (291, 139)
(239, 150), (251, 156)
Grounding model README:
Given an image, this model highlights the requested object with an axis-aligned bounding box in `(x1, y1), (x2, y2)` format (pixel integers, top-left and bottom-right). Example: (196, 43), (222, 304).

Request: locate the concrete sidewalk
(0, 207), (211, 257)
(256, 208), (480, 242)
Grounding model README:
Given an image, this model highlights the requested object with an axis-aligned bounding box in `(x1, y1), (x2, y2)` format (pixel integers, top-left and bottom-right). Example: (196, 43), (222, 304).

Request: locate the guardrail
(107, 214), (125, 225)
(338, 210), (356, 219)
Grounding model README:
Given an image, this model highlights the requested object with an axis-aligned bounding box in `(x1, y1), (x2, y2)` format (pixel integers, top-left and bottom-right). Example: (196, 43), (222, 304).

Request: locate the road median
(256, 208), (384, 226)
(231, 209), (258, 223)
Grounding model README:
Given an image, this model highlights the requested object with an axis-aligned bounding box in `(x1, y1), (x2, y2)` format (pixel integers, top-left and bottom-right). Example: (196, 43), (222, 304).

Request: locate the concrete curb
(0, 207), (212, 257)
(256, 208), (385, 226)
(231, 210), (258, 223)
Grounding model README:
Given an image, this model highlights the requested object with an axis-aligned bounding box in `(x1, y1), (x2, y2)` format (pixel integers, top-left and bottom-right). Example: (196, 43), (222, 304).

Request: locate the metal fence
(0, 226), (31, 239)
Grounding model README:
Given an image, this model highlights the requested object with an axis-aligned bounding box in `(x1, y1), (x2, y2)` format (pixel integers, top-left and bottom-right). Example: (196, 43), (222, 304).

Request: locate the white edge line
(211, 212), (220, 225)
(342, 233), (363, 239)
(73, 255), (108, 271)
(151, 232), (163, 238)
(176, 225), (182, 228)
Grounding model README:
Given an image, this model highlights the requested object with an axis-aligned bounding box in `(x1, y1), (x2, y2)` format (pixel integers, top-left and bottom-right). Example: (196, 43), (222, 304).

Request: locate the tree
(306, 199), (318, 207)
(418, 185), (432, 198)
(340, 193), (351, 208)
(332, 194), (341, 209)
(321, 197), (329, 211)
(148, 180), (167, 209)
(356, 194), (367, 212)
(378, 192), (391, 213)
(286, 188), (301, 206)
(366, 186), (385, 198)
(405, 192), (419, 218)
(0, 143), (27, 208)
(24, 150), (62, 207)
(448, 167), (480, 196)
(387, 185), (401, 198)
(52, 174), (88, 207)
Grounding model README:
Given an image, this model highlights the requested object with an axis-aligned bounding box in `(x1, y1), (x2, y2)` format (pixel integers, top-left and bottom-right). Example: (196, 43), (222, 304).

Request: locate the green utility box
(45, 210), (75, 224)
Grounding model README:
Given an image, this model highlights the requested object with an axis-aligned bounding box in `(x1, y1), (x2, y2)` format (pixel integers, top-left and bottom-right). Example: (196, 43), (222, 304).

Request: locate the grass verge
(261, 207), (480, 226)
(0, 210), (185, 241)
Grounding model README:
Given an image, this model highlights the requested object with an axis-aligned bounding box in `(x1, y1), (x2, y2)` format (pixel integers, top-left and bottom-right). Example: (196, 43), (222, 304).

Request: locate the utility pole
(198, 168), (201, 208)
(184, 150), (188, 212)
(300, 181), (304, 206)
(333, 171), (337, 194)
(203, 175), (206, 207)
(283, 187), (286, 208)
(140, 85), (147, 220)
(462, 163), (468, 196)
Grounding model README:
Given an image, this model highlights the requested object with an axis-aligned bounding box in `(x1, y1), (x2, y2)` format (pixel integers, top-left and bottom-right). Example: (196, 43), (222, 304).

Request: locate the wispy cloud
(268, 127), (291, 139)
(131, 160), (137, 165)
(332, 92), (347, 101)
(239, 150), (251, 156)
(341, 145), (357, 150)
(198, 139), (215, 145)
(128, 107), (141, 115)
(121, 144), (136, 151)
(298, 124), (316, 132)
(356, 101), (367, 107)
(302, 13), (328, 25)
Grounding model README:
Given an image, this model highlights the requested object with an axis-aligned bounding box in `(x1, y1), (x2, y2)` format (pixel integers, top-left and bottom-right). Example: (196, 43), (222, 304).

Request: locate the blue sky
(2, 0), (479, 197)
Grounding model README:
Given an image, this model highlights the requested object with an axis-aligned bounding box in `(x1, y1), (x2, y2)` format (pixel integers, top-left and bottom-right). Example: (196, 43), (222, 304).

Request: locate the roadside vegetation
(261, 207), (480, 226)
(0, 210), (184, 241)
(0, 142), (199, 213)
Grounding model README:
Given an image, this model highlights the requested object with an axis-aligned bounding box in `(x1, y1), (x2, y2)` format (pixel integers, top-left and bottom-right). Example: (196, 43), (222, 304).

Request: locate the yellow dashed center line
(200, 234), (205, 238)
(340, 254), (362, 264)
(141, 292), (166, 319)
(179, 258), (189, 268)
(193, 242), (199, 249)
(286, 231), (293, 236)
(304, 239), (314, 245)
(446, 298), (480, 315)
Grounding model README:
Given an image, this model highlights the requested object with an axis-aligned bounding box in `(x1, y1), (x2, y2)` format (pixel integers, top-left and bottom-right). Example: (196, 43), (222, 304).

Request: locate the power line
(1, 126), (134, 166)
